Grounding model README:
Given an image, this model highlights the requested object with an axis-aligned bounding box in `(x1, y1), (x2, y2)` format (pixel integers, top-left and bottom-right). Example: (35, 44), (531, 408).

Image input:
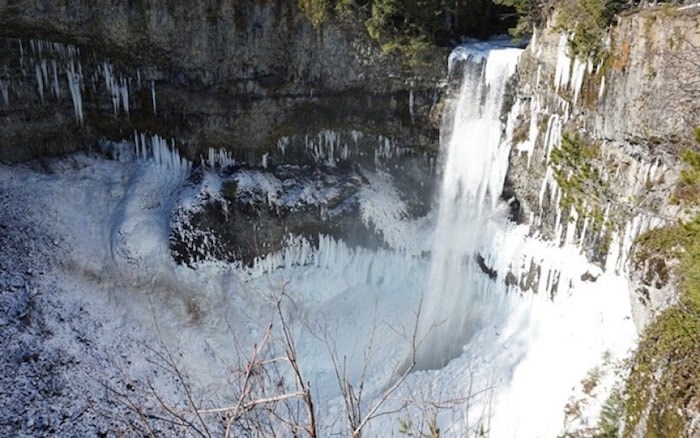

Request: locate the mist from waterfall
(416, 45), (522, 370)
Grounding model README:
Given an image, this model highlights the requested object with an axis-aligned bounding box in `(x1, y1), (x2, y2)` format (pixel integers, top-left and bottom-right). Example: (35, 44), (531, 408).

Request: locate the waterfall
(416, 44), (522, 369)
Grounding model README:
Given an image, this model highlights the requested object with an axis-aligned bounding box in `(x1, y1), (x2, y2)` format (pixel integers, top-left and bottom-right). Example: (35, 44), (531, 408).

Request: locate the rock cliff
(0, 0), (445, 163)
(505, 4), (700, 435)
(507, 3), (699, 328)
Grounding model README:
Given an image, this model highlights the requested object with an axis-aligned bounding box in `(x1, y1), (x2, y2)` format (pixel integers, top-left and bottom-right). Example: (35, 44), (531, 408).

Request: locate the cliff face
(507, 5), (699, 328)
(506, 4), (700, 435)
(0, 0), (445, 163)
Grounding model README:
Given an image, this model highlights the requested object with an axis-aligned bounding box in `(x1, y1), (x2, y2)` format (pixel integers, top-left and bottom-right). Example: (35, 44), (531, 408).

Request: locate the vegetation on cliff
(555, 0), (620, 62)
(625, 131), (700, 437)
(549, 132), (612, 255)
(299, 1), (677, 63)
(297, 0), (519, 60)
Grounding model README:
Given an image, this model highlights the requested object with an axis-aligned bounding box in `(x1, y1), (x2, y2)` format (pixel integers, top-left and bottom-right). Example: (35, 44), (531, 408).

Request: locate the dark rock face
(170, 164), (367, 265)
(0, 0), (445, 163)
(0, 1), (445, 263)
(169, 146), (436, 265)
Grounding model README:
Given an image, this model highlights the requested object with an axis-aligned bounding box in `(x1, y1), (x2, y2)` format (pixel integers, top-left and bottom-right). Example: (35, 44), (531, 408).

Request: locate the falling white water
(416, 45), (522, 369)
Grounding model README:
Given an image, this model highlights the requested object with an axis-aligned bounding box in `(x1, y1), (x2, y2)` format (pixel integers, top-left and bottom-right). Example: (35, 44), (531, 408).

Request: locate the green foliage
(363, 0), (505, 63)
(549, 132), (613, 254)
(365, 0), (489, 42)
(221, 181), (239, 200)
(624, 130), (700, 437)
(623, 297), (699, 437)
(672, 135), (700, 204)
(298, 0), (333, 27)
(550, 132), (604, 213)
(298, 0), (530, 63)
(398, 417), (441, 437)
(598, 388), (624, 437)
(582, 366), (602, 395)
(380, 34), (433, 66)
(556, 0), (623, 62)
(492, 0), (537, 38)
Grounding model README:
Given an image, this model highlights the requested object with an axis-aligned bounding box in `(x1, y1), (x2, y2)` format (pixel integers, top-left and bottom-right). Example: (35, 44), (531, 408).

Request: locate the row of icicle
(1, 38), (158, 125)
(511, 30), (671, 277)
(276, 130), (409, 167)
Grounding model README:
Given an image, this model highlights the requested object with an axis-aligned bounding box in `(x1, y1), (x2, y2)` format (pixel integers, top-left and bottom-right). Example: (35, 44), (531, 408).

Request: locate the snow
(0, 42), (640, 437)
(358, 171), (431, 254)
(0, 148), (637, 437)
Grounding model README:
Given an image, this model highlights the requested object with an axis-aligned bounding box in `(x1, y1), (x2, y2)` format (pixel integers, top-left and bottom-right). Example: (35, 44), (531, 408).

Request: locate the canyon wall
(508, 4), (699, 329)
(506, 4), (700, 435)
(0, 0), (444, 163)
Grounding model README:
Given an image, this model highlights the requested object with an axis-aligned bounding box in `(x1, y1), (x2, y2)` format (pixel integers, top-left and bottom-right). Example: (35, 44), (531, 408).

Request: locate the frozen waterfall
(416, 45), (522, 369)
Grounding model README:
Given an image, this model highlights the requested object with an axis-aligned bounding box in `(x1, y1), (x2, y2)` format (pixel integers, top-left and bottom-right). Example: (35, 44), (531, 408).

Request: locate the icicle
(51, 60), (60, 99)
(0, 80), (9, 107)
(40, 59), (49, 90)
(514, 97), (541, 166)
(134, 131), (140, 158)
(133, 133), (192, 174)
(277, 136), (289, 155)
(579, 215), (590, 250)
(66, 61), (84, 124)
(564, 207), (578, 246)
(138, 133), (145, 159)
(151, 81), (157, 115)
(35, 64), (44, 104)
(542, 115), (562, 163)
(120, 76), (129, 117)
(571, 58), (587, 105)
(554, 34), (572, 91)
(598, 75), (606, 101)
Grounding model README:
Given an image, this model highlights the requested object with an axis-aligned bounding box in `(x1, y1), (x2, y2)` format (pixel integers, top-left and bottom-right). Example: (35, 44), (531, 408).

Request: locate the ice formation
(66, 61), (84, 124)
(275, 129), (404, 167)
(202, 147), (236, 168)
(0, 79), (9, 106)
(101, 62), (130, 117)
(133, 132), (191, 174)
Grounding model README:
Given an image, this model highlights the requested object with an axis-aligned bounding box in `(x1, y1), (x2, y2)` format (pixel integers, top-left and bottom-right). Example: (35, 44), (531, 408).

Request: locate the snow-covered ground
(0, 149), (636, 437)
